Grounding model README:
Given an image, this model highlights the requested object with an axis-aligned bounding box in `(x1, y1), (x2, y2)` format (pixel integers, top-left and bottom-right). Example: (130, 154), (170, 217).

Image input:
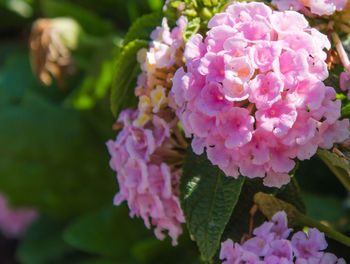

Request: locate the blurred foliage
(0, 0), (201, 263)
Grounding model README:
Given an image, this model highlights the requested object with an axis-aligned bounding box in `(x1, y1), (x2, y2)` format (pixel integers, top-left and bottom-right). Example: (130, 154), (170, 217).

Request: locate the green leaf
(317, 149), (350, 192)
(124, 12), (163, 45)
(221, 178), (271, 245)
(181, 148), (245, 261)
(63, 204), (152, 259)
(110, 39), (148, 117)
(17, 215), (74, 264)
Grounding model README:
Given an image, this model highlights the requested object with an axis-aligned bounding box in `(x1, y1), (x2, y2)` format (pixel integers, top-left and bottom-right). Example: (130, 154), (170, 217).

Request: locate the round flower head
(171, 1), (349, 188)
(272, 0), (348, 16)
(220, 211), (347, 263)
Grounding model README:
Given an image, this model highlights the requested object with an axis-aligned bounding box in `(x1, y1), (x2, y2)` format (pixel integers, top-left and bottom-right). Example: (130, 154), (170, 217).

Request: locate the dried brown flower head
(29, 18), (78, 87)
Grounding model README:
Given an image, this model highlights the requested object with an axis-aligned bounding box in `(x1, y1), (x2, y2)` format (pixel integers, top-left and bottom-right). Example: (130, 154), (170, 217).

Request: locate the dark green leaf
(63, 204), (152, 259)
(276, 176), (306, 214)
(181, 148), (245, 261)
(17, 215), (74, 264)
(221, 179), (271, 244)
(110, 39), (148, 117)
(124, 12), (163, 45)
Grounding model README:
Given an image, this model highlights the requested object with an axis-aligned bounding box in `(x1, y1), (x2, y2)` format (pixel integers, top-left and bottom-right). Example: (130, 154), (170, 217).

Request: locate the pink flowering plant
(107, 0), (350, 263)
(4, 0), (350, 263)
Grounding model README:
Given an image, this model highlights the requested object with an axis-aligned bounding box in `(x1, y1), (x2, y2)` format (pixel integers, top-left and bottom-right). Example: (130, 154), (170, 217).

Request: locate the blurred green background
(0, 0), (201, 263)
(1, 0), (350, 263)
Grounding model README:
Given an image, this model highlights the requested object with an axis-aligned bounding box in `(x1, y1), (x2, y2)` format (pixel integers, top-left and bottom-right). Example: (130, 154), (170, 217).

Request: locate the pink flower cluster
(107, 17), (187, 245)
(171, 2), (350, 188)
(220, 211), (346, 264)
(107, 110), (185, 245)
(272, 0), (348, 16)
(0, 193), (37, 239)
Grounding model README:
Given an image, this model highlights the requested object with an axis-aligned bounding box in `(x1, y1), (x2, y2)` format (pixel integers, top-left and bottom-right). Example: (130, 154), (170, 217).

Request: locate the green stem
(296, 214), (350, 248)
(318, 153), (350, 192)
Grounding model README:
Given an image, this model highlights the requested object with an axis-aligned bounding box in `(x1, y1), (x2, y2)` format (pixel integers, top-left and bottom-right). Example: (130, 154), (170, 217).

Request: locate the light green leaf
(110, 39), (148, 117)
(180, 148), (245, 261)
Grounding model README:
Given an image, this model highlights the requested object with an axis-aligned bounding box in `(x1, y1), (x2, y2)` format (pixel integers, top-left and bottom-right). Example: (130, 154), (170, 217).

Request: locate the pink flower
(197, 82), (232, 116)
(249, 41), (282, 73)
(292, 228), (327, 260)
(198, 52), (225, 82)
(0, 193), (37, 238)
(255, 101), (297, 138)
(249, 72), (283, 109)
(171, 2), (348, 187)
(217, 108), (254, 149)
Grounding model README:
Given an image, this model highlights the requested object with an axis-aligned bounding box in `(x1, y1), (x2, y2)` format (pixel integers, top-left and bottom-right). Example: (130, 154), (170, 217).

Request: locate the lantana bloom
(171, 2), (349, 188)
(0, 193), (37, 239)
(107, 16), (187, 245)
(272, 0), (348, 16)
(220, 211), (347, 264)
